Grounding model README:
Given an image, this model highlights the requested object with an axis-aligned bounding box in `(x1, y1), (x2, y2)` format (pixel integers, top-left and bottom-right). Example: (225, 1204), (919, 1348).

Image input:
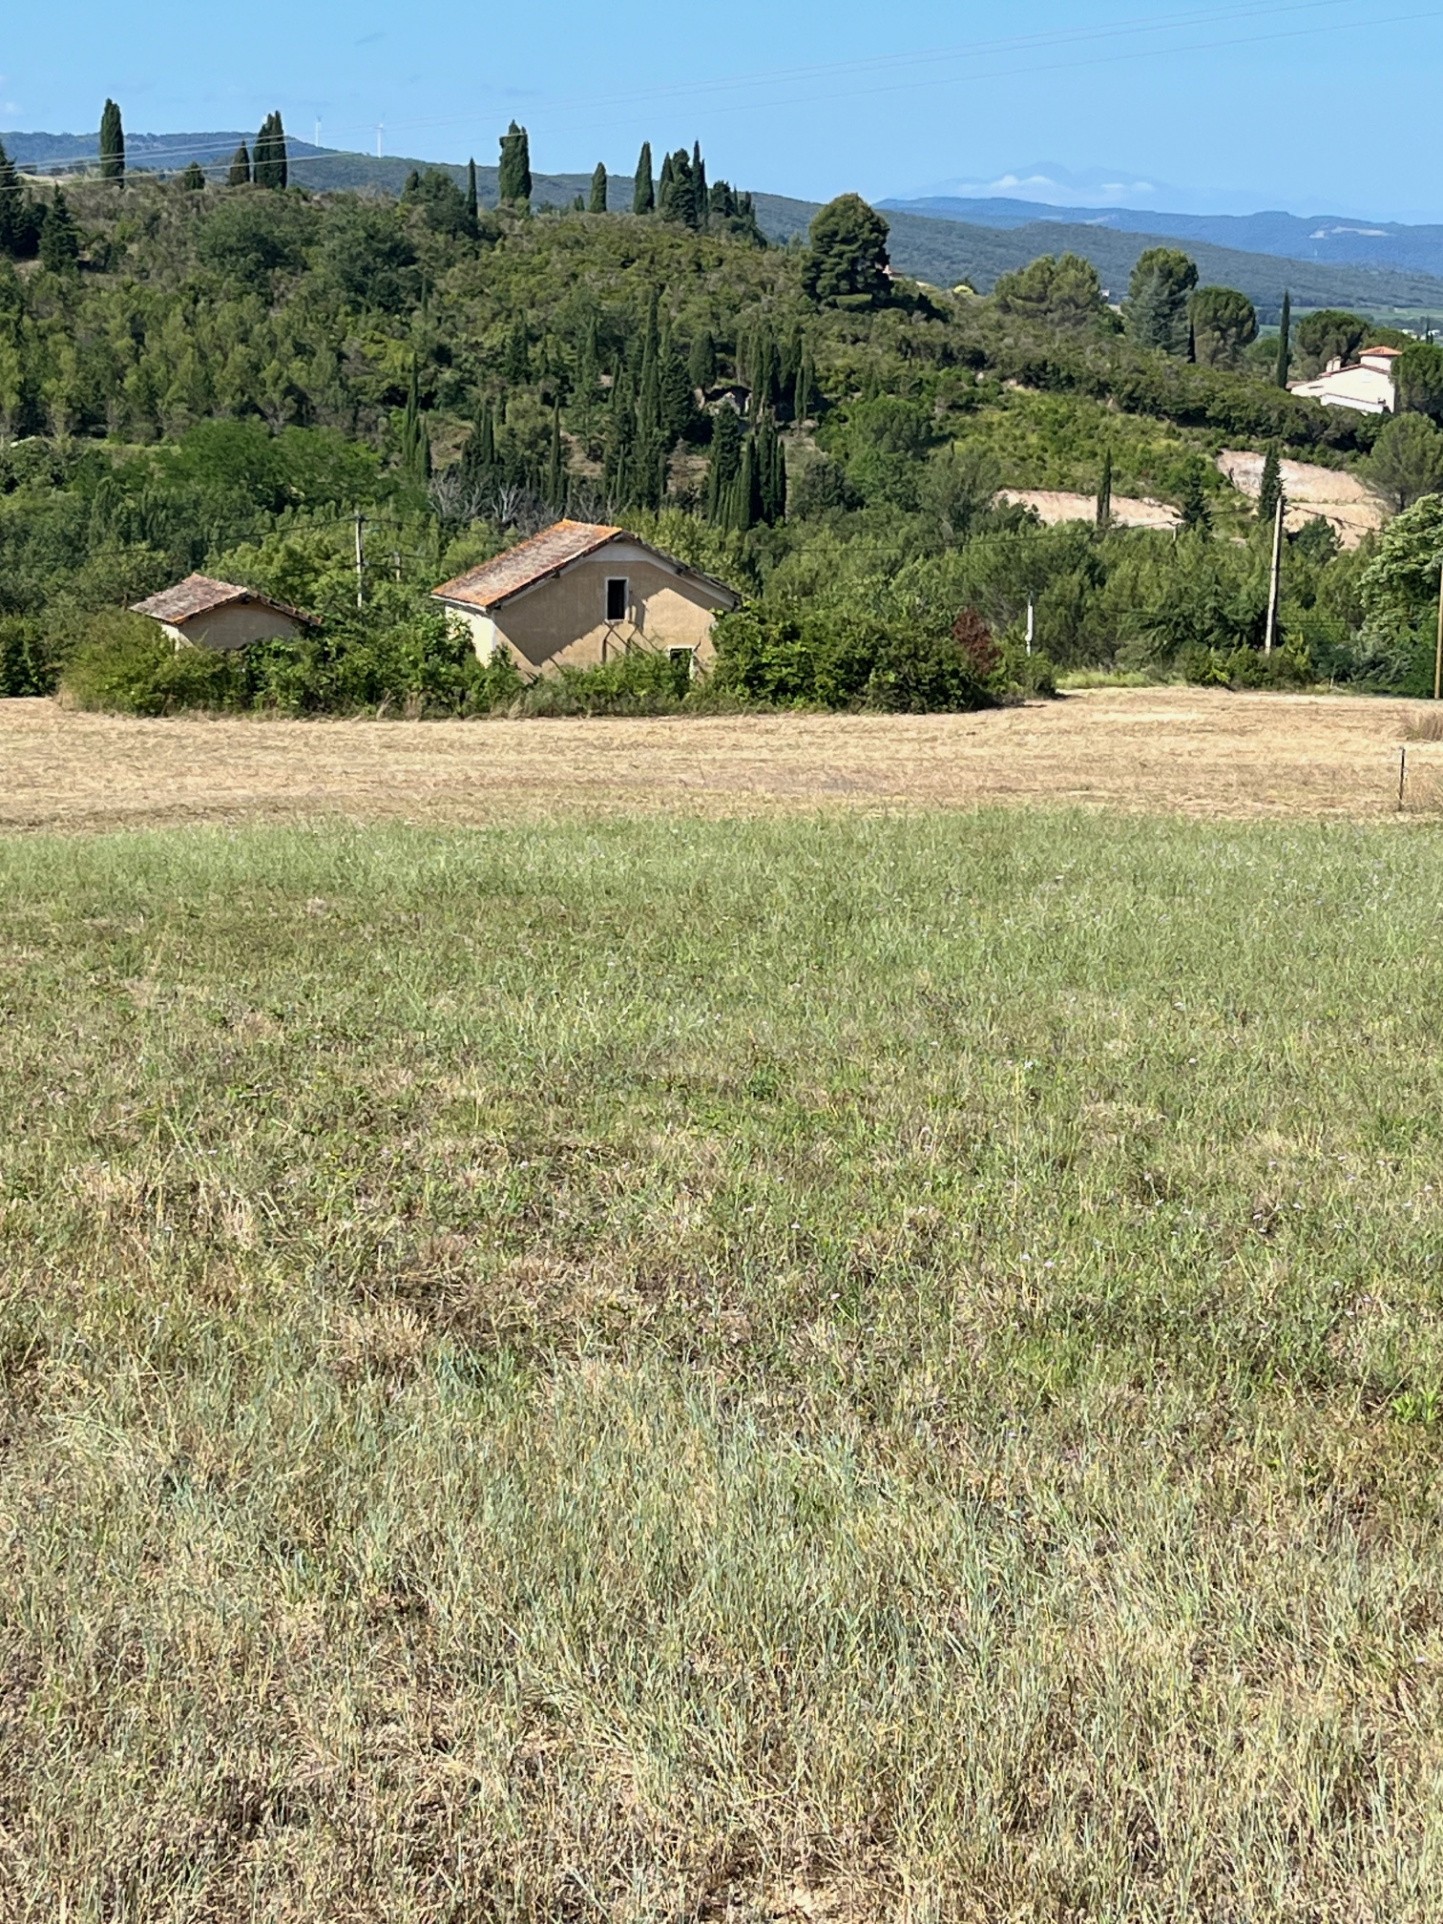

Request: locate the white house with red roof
(1289, 345), (1401, 417)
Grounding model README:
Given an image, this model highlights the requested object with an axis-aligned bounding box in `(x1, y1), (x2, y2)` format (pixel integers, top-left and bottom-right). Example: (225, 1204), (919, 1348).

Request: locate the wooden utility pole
(1263, 490), (1285, 656)
(353, 511), (365, 609)
(1434, 561), (1443, 701)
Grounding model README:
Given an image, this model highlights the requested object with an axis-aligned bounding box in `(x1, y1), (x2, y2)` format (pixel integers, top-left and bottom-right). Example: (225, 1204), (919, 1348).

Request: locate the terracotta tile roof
(131, 573), (313, 626)
(432, 521), (624, 610)
(1360, 345), (1402, 358)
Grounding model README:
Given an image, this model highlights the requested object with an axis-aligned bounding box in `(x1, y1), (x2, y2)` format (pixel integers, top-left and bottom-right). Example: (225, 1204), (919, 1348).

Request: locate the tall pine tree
(633, 142), (654, 214)
(589, 163), (607, 214)
(99, 99), (125, 185)
(227, 141), (251, 187)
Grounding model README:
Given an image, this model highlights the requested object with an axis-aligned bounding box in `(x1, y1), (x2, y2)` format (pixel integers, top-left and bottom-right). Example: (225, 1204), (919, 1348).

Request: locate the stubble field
(4, 696), (1443, 1921)
(5, 684), (1443, 831)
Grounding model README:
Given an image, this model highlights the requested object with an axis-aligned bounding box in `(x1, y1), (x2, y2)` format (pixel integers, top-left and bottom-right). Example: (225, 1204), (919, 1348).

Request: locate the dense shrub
(509, 648), (701, 717)
(711, 605), (996, 711)
(58, 605), (523, 717)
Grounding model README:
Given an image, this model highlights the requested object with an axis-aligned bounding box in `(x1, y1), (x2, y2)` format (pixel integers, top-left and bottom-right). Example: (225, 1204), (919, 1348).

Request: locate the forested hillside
(3, 129), (1443, 714)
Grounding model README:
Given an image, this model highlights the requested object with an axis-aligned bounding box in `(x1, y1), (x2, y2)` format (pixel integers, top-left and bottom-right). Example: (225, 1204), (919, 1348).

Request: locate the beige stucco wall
(168, 606), (306, 652)
(440, 546), (733, 676)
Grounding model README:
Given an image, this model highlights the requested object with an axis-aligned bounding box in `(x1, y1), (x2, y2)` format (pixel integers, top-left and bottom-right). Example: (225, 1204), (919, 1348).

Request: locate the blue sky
(5, 0), (1442, 221)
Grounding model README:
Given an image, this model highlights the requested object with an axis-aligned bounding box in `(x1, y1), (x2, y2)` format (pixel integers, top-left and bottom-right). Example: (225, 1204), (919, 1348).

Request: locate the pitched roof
(130, 573), (313, 626)
(432, 521), (625, 611)
(1360, 345), (1403, 358)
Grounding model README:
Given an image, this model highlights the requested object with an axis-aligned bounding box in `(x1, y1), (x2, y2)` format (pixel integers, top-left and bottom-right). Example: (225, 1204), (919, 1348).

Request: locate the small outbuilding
(431, 520), (740, 678)
(131, 574), (315, 651)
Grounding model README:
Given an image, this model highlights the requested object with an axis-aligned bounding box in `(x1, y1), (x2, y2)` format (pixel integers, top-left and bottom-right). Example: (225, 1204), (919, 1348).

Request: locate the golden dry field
(4, 685), (1443, 831)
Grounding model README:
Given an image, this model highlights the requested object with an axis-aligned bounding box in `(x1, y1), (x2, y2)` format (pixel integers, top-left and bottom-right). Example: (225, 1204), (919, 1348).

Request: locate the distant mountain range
(884, 195), (1443, 283)
(8, 129), (1443, 324)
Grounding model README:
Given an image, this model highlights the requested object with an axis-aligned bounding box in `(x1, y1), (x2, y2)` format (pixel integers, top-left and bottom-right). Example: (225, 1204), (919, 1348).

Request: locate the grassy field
(5, 809), (1443, 1920)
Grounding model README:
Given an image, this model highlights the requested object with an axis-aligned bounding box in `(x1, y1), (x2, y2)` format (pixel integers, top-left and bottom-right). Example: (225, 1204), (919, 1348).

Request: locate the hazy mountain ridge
(885, 194), (1443, 282)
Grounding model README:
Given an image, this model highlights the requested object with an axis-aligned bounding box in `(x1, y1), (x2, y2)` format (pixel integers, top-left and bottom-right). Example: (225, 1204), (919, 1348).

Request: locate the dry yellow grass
(5, 686), (1443, 831)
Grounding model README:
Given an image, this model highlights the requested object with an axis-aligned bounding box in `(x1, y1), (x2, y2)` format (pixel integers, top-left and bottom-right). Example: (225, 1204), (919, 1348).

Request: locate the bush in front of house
(509, 646), (703, 718)
(61, 612), (246, 715)
(57, 598), (526, 718)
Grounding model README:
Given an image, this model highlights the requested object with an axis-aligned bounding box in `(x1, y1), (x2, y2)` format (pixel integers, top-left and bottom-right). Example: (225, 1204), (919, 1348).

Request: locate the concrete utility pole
(354, 511), (365, 610)
(1263, 490), (1285, 657)
(1025, 598), (1034, 658)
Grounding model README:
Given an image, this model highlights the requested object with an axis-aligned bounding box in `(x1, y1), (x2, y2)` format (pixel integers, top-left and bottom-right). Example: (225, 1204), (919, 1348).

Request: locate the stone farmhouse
(131, 574), (314, 650)
(431, 521), (740, 677)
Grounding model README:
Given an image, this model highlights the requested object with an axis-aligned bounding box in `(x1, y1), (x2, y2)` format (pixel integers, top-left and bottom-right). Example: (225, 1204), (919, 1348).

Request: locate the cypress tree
(461, 402), (498, 491)
(1274, 290), (1292, 387)
(0, 143), (22, 257)
(466, 158), (478, 232)
(753, 412), (785, 523)
(181, 162), (206, 192)
(38, 191), (79, 273)
(254, 113), (288, 190)
(633, 142), (654, 214)
(605, 363), (637, 505)
(1179, 456), (1213, 534)
(1258, 444), (1283, 525)
(503, 319), (530, 384)
(693, 143), (708, 230)
(706, 404), (743, 523)
(99, 99), (125, 185)
(659, 149), (699, 228)
(794, 343), (816, 424)
(688, 328), (716, 393)
(498, 122), (531, 206)
(728, 437), (762, 533)
(399, 358), (430, 481)
(571, 194), (585, 212)
(659, 331), (694, 444)
(228, 141), (251, 187)
(589, 163), (607, 214)
(575, 313), (601, 428)
(546, 402), (565, 509)
(1096, 448), (1113, 530)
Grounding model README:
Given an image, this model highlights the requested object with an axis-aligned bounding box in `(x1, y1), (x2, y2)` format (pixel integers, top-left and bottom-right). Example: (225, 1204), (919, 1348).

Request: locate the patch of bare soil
(1216, 450), (1385, 548)
(998, 488), (1181, 531)
(3, 688), (1440, 833)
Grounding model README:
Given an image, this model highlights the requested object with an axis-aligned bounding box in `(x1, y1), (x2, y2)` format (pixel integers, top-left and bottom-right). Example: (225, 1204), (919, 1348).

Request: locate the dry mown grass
(5, 813), (1443, 1920)
(6, 685), (1443, 832)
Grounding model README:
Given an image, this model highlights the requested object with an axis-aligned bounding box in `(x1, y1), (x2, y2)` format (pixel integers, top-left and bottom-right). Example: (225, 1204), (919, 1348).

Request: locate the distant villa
(1289, 345), (1401, 417)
